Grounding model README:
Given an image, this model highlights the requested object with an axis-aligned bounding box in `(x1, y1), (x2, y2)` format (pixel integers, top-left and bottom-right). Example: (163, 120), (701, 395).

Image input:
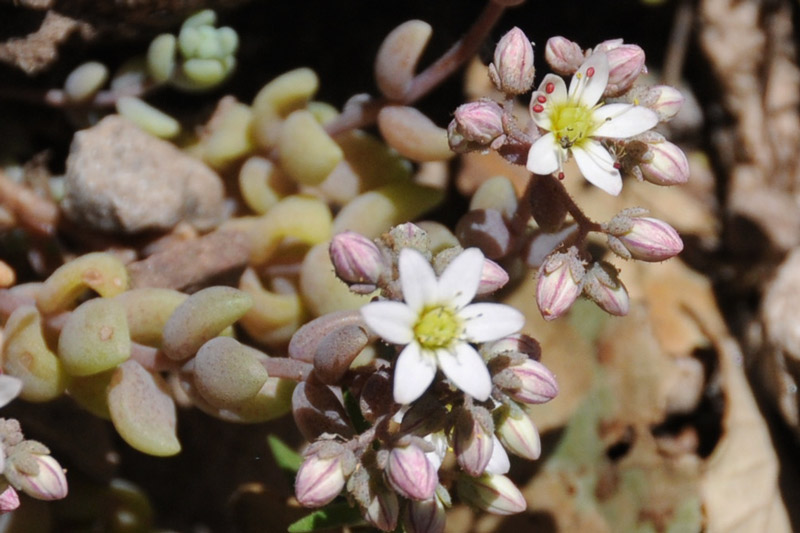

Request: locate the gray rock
(62, 115), (224, 233)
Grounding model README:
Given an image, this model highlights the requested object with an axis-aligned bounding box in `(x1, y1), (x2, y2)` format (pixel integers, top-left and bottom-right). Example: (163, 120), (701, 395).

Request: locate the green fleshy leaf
(267, 435), (302, 472)
(287, 503), (364, 533)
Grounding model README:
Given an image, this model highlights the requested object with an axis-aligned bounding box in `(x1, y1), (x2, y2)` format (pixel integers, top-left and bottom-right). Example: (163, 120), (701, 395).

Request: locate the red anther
(537, 95), (547, 103)
(558, 172), (565, 180)
(533, 104), (544, 113)
(545, 82), (555, 94)
(613, 162), (621, 169)
(586, 67), (595, 78)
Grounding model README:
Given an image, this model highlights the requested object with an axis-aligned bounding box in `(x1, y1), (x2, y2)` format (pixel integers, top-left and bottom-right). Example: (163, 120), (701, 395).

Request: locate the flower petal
(460, 303), (524, 342)
(361, 301), (416, 345)
(399, 248), (437, 313)
(0, 375), (21, 409)
(485, 435), (510, 475)
(569, 52), (609, 107)
(393, 343), (437, 404)
(592, 104), (658, 138)
(526, 132), (561, 175)
(572, 140), (622, 195)
(438, 248), (484, 308)
(437, 344), (492, 401)
(529, 74), (567, 130)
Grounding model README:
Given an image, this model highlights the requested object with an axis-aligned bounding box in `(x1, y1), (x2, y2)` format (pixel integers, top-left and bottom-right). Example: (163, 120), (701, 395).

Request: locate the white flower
(360, 248), (524, 404)
(526, 52), (658, 195)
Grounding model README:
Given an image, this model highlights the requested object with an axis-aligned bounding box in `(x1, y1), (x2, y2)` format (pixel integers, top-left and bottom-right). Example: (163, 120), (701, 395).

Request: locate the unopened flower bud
(5, 454), (68, 501)
(453, 100), (504, 144)
(330, 231), (385, 290)
(295, 453), (347, 507)
(456, 473), (527, 515)
(544, 36), (584, 75)
(484, 435), (510, 475)
(646, 85), (684, 121)
(640, 141), (689, 186)
(386, 444), (438, 501)
(0, 486), (19, 513)
(598, 42), (646, 96)
(612, 217), (683, 262)
(536, 251), (583, 320)
(476, 257), (509, 295)
(483, 334), (541, 361)
(454, 408), (494, 476)
(582, 262), (630, 316)
(405, 497), (446, 533)
(489, 27), (535, 95)
(504, 359), (559, 404)
(496, 408), (541, 460)
(363, 483), (400, 531)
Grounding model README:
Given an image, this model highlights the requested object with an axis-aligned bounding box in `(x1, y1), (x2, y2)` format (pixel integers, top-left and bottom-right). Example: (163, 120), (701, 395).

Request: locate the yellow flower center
(550, 103), (596, 149)
(413, 305), (462, 351)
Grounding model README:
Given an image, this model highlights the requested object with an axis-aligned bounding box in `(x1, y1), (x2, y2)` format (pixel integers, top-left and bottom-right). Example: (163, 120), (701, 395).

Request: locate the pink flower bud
(615, 217), (683, 262)
(640, 141), (689, 186)
(476, 257), (509, 295)
(0, 486), (19, 513)
(536, 252), (583, 321)
(456, 473), (527, 515)
(483, 334), (541, 361)
(5, 454), (68, 501)
(506, 359), (559, 404)
(489, 27), (535, 95)
(601, 44), (646, 96)
(454, 409), (494, 476)
(295, 454), (347, 507)
(453, 100), (505, 145)
(496, 409), (541, 460)
(330, 231), (384, 288)
(646, 85), (684, 121)
(405, 497), (446, 533)
(386, 444), (438, 501)
(544, 36), (584, 75)
(582, 262), (630, 316)
(364, 484), (400, 531)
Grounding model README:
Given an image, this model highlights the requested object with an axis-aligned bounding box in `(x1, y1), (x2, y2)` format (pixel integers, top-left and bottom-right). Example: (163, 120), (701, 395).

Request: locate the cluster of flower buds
(0, 418), (68, 510)
(289, 224), (558, 531)
(443, 27), (689, 321)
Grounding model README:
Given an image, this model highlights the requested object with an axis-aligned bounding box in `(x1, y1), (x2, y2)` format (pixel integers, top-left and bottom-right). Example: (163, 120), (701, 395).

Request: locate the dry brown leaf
(701, 337), (792, 533)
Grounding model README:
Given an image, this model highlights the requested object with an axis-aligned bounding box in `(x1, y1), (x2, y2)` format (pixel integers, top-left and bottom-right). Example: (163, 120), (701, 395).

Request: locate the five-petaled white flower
(360, 248), (524, 405)
(526, 52), (658, 195)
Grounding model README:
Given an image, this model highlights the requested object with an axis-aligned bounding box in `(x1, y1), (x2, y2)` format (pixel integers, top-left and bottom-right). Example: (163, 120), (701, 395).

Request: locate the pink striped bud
(489, 27), (535, 95)
(595, 40), (646, 96)
(0, 486), (19, 513)
(386, 444), (438, 501)
(505, 359), (559, 404)
(453, 100), (504, 145)
(544, 36), (584, 75)
(496, 408), (541, 460)
(5, 454), (68, 501)
(613, 217), (683, 262)
(536, 251), (583, 320)
(640, 141), (689, 186)
(456, 473), (527, 515)
(454, 408), (494, 476)
(404, 497), (446, 533)
(330, 231), (384, 290)
(295, 453), (347, 507)
(646, 85), (684, 121)
(476, 257), (509, 295)
(582, 262), (630, 316)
